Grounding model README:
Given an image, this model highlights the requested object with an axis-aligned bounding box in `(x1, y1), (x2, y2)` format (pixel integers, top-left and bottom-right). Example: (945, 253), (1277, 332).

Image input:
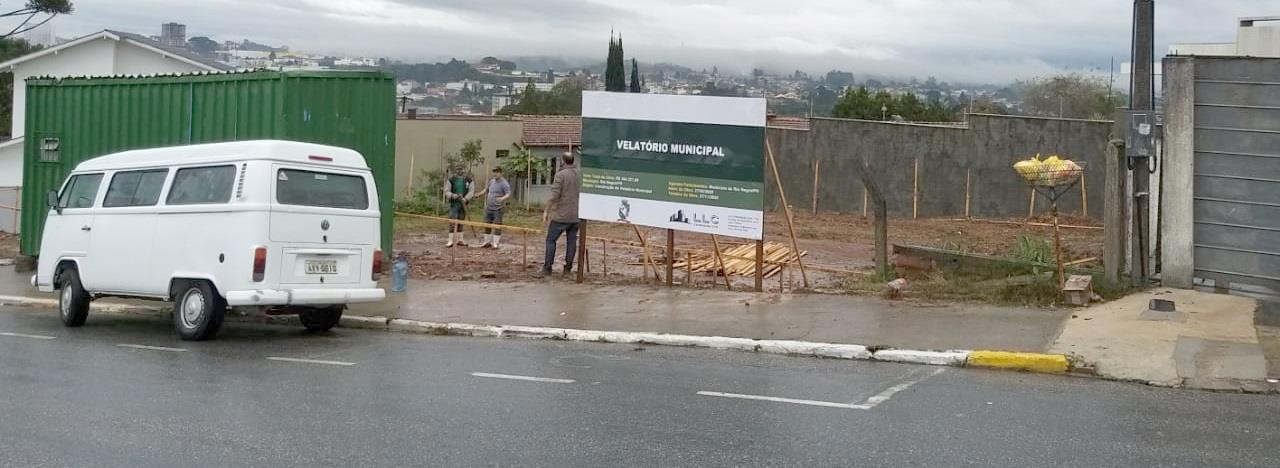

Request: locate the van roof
(74, 140), (370, 172)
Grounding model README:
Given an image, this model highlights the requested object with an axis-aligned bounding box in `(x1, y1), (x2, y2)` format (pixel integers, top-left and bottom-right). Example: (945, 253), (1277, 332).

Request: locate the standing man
(536, 151), (580, 278)
(474, 166), (512, 248)
(443, 164), (474, 247)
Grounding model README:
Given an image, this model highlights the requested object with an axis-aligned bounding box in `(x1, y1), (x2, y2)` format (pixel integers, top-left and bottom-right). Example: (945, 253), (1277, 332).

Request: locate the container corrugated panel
(20, 70), (396, 256)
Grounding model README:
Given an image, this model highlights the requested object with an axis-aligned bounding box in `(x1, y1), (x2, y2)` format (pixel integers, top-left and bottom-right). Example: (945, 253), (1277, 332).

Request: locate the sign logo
(617, 199), (631, 222)
(669, 209), (689, 223)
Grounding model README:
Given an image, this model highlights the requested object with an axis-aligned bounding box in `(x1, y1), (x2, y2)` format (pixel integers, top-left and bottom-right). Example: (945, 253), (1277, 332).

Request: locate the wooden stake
(665, 229), (675, 287)
(632, 224), (661, 282)
(912, 157), (920, 220)
(602, 239), (608, 277)
(811, 159), (820, 214)
(862, 187), (868, 218)
(576, 221), (587, 283)
(406, 153), (416, 197)
(711, 234), (732, 290)
(754, 239), (764, 292)
(780, 263), (786, 292)
(1080, 173), (1089, 218)
(686, 251), (693, 287)
(1052, 204), (1065, 290)
(964, 168), (972, 219)
(1028, 188), (1037, 220)
(765, 139), (809, 287)
(522, 230), (528, 270)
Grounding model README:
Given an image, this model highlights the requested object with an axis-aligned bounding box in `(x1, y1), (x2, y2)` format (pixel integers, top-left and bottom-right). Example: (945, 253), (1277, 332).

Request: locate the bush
(1011, 235), (1052, 264)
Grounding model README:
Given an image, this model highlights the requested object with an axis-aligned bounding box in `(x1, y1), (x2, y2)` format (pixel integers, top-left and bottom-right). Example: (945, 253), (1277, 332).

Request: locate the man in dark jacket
(535, 152), (580, 278)
(443, 165), (474, 247)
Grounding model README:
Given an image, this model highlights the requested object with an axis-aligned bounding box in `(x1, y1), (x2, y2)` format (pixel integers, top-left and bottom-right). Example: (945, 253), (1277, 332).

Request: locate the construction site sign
(579, 91), (766, 239)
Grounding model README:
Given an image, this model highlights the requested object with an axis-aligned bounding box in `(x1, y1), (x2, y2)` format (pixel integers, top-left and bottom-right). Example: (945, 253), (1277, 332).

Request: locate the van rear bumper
(225, 288), (385, 306)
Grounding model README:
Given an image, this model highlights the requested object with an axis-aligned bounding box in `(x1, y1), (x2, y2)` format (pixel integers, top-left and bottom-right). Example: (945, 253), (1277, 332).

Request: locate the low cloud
(11, 0), (1266, 83)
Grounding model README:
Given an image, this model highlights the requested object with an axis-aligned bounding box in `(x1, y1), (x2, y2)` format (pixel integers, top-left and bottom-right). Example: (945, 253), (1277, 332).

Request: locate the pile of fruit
(1014, 154), (1083, 186)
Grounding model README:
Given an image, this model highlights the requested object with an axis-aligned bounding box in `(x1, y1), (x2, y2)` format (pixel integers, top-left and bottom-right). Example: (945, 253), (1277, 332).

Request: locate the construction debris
(673, 242), (806, 278)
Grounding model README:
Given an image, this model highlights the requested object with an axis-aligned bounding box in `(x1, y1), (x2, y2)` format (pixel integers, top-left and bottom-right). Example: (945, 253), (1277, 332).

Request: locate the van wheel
(173, 281), (225, 341)
(57, 268), (90, 327)
(298, 306), (344, 333)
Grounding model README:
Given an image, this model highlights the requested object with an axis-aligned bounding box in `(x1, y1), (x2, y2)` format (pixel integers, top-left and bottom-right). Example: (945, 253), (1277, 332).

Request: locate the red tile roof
(520, 115), (582, 147)
(767, 115), (810, 131)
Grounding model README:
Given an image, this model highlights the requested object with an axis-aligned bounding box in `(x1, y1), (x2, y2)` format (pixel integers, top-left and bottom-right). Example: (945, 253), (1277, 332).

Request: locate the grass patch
(844, 265), (1140, 307)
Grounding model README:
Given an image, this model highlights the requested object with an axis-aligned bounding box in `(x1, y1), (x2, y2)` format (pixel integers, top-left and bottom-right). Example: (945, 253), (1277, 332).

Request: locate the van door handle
(80, 226), (91, 231)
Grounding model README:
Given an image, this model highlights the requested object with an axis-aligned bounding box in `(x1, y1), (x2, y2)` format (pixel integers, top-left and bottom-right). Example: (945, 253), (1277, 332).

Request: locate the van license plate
(305, 260), (338, 275)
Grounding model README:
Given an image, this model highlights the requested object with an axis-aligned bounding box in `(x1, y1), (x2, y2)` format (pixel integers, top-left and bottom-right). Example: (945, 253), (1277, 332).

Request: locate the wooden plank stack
(673, 242), (806, 278)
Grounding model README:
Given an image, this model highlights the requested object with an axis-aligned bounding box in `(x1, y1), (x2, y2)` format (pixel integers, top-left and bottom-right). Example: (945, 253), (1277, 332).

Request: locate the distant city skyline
(3, 0), (1268, 84)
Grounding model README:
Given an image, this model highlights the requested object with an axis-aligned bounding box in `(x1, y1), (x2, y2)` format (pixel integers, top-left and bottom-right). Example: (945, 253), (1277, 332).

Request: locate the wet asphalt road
(1, 305), (1278, 468)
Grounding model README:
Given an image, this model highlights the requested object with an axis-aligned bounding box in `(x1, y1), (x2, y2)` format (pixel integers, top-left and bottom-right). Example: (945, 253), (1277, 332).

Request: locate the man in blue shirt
(474, 166), (512, 248)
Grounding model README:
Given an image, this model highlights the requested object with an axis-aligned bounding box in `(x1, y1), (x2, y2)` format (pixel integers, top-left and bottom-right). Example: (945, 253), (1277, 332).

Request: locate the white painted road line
(266, 357), (356, 367)
(470, 372), (576, 384)
(0, 332), (56, 340)
(858, 367), (946, 409)
(698, 368), (947, 411)
(696, 391), (871, 410)
(117, 343), (187, 352)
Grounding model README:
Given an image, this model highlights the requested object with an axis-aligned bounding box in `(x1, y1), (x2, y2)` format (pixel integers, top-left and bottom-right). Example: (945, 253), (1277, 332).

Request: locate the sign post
(578, 91), (767, 287)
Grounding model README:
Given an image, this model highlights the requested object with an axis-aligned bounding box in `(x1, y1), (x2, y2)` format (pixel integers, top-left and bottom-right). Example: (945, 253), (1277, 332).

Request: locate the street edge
(8, 295), (1274, 393)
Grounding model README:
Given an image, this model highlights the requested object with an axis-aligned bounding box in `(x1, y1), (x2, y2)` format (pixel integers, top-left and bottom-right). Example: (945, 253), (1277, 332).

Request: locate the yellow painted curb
(967, 351), (1069, 374)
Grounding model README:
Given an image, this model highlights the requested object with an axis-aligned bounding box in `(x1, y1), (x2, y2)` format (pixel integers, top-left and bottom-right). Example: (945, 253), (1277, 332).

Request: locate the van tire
(173, 281), (225, 341)
(57, 268), (90, 327)
(298, 306), (344, 333)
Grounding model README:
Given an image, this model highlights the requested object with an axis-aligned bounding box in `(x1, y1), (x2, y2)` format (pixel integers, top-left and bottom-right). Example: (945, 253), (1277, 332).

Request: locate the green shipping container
(20, 70), (396, 257)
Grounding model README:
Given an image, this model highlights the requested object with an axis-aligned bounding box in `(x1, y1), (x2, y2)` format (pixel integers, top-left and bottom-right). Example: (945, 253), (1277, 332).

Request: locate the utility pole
(1129, 0), (1154, 286)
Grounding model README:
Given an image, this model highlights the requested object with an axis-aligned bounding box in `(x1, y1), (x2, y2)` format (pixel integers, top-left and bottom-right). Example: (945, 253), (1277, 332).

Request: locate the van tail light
(372, 249), (383, 281)
(252, 247), (267, 282)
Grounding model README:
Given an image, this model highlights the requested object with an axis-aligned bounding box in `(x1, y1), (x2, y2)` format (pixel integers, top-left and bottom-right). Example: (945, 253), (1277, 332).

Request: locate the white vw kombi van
(33, 140), (386, 340)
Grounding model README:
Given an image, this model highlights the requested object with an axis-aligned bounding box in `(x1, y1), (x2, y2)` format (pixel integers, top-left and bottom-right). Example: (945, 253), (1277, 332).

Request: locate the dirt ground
(393, 209), (1104, 295)
(0, 232), (18, 260)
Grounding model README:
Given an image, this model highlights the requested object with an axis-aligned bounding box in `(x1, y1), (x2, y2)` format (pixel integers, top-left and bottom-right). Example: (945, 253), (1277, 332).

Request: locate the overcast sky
(12, 0), (1273, 83)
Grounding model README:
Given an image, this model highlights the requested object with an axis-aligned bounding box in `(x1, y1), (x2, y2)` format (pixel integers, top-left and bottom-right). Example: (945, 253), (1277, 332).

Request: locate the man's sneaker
(530, 269), (551, 279)
(481, 242), (494, 249)
(445, 241), (455, 248)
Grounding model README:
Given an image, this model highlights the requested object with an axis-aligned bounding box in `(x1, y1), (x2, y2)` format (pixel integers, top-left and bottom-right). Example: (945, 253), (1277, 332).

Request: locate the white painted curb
(0, 294), (968, 369)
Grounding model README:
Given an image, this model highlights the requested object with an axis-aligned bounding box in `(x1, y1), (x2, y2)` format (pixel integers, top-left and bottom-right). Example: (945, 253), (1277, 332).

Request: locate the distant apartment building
(160, 22), (186, 49)
(1170, 16), (1280, 57)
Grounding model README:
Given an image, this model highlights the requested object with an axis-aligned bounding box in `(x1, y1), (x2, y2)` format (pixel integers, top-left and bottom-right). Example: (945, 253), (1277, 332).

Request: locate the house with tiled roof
(517, 115), (582, 203)
(0, 29), (230, 232)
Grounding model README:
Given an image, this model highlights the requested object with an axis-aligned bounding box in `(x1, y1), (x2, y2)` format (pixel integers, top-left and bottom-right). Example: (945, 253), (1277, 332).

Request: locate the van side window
(59, 173), (103, 209)
(167, 165), (236, 205)
(103, 169), (168, 208)
(276, 169), (369, 210)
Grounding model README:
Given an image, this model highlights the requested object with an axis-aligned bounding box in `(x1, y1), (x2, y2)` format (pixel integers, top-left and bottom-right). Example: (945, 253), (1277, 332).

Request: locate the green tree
(0, 36), (40, 137)
(498, 80), (584, 115)
(1015, 74), (1126, 119)
(629, 58), (641, 93)
(187, 36), (218, 57)
(832, 86), (959, 122)
(605, 34), (626, 92)
(2, 0), (72, 38)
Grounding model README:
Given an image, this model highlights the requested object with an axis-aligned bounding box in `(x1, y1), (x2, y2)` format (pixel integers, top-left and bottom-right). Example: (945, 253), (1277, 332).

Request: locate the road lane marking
(266, 357), (356, 366)
(698, 368), (947, 411)
(0, 332), (56, 340)
(117, 343), (187, 352)
(470, 372), (575, 384)
(696, 391), (870, 409)
(858, 368), (946, 409)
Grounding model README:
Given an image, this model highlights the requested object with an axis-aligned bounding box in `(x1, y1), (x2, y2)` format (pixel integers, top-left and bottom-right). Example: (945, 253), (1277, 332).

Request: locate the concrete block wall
(766, 114), (1114, 219)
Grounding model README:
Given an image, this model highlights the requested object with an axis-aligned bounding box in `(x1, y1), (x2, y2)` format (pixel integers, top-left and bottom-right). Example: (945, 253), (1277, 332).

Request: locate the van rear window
(275, 169), (368, 210)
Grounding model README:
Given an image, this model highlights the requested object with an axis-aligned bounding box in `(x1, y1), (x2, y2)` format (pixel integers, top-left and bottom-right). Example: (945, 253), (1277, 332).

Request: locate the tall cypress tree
(605, 34), (626, 92)
(629, 58), (641, 93)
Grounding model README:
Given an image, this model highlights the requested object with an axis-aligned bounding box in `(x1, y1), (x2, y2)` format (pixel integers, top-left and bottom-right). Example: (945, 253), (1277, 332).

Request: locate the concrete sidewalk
(4, 265), (1277, 392)
(1051, 288), (1278, 392)
(0, 266), (1067, 353)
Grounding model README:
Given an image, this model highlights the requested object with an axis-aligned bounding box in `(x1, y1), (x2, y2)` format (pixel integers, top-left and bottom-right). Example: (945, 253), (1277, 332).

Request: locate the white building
(1170, 16), (1280, 57)
(0, 30), (229, 232)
